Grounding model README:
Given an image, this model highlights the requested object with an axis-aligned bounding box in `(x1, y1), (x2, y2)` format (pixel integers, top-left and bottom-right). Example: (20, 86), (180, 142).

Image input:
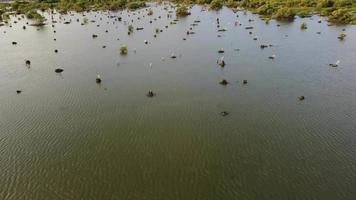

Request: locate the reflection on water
(0, 3), (356, 199)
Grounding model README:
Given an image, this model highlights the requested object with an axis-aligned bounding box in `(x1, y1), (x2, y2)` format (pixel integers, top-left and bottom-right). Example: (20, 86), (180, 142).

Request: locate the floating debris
(298, 96), (305, 101)
(243, 80), (248, 84)
(25, 60), (31, 65)
(16, 90), (22, 94)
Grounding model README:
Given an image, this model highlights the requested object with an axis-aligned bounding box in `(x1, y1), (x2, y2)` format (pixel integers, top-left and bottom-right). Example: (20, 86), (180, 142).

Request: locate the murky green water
(1, 3), (356, 199)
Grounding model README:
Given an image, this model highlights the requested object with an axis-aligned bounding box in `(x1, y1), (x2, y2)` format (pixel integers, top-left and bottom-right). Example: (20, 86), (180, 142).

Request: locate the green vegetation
(127, 1), (146, 10)
(120, 45), (128, 55)
(300, 22), (308, 29)
(210, 0), (222, 10)
(228, 0), (356, 24)
(0, 9), (3, 22)
(0, 0), (355, 24)
(26, 10), (45, 25)
(273, 7), (295, 21)
(176, 5), (190, 17)
(128, 24), (133, 33)
(0, 0), (146, 16)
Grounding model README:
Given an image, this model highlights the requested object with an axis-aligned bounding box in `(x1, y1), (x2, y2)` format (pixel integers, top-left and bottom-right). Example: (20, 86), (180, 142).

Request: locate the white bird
(149, 63), (152, 68)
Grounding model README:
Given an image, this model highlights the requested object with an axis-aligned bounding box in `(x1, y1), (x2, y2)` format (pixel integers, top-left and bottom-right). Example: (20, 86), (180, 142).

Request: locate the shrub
(329, 8), (352, 23)
(127, 1), (145, 10)
(210, 0), (223, 10)
(176, 6), (190, 17)
(109, 0), (127, 10)
(317, 0), (334, 8)
(26, 10), (45, 25)
(334, 0), (353, 7)
(273, 7), (295, 21)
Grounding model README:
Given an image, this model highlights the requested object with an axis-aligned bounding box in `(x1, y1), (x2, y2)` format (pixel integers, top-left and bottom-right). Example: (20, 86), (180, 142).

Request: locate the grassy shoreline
(0, 0), (355, 25)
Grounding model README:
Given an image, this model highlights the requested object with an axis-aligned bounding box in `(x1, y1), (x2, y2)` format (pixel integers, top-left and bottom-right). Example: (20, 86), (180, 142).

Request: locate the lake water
(0, 3), (356, 199)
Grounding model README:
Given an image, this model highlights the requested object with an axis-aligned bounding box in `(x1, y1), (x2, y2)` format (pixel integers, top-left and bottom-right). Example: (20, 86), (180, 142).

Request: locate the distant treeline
(0, 0), (355, 24)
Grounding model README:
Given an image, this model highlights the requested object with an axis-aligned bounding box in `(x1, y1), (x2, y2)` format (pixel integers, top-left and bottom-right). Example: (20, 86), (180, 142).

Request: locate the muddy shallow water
(0, 3), (356, 199)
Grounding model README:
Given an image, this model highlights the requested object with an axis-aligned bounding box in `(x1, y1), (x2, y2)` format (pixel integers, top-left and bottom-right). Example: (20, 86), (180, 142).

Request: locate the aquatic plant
(128, 24), (133, 33)
(300, 22), (307, 30)
(120, 45), (128, 55)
